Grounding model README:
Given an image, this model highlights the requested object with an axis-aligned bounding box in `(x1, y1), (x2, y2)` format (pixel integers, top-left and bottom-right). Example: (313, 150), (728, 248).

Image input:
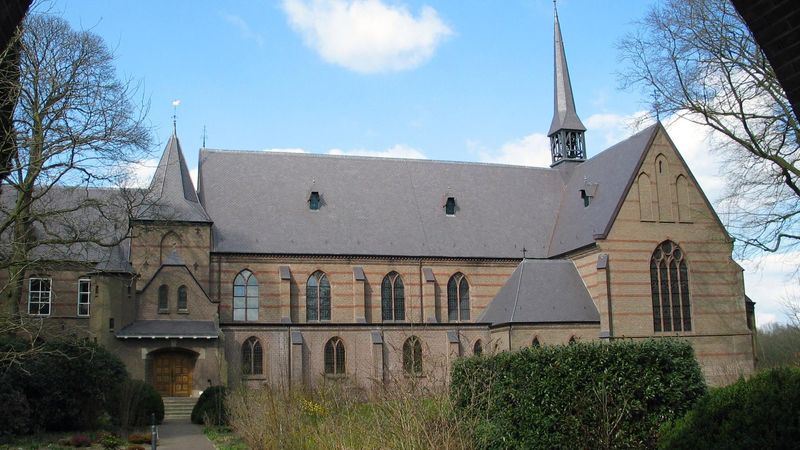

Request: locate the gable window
(177, 285), (188, 312)
(28, 277), (52, 316)
(650, 240), (692, 332)
(381, 271), (405, 321)
(77, 279), (91, 317)
(324, 337), (345, 375)
(158, 285), (169, 313)
(403, 336), (423, 375)
(306, 271), (331, 321)
(447, 272), (470, 321)
(234, 270), (259, 321)
(444, 196), (456, 216)
(242, 336), (263, 376)
(309, 191), (320, 210)
(473, 339), (483, 356)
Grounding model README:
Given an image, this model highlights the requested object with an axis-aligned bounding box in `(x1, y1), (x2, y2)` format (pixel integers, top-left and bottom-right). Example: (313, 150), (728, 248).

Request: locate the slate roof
(548, 124), (658, 256)
(117, 320), (219, 339)
(198, 152), (564, 258)
(479, 259), (600, 325)
(137, 133), (211, 223)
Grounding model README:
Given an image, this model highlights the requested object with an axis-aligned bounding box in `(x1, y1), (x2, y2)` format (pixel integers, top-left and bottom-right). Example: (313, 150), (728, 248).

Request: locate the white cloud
(124, 158), (159, 188)
(327, 144), (425, 159)
(739, 251), (800, 327)
(224, 14), (265, 47)
(477, 133), (552, 167)
(281, 0), (452, 73)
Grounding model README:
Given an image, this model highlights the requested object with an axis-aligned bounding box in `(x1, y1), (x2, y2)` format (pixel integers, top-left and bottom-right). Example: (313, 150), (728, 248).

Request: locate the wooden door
(152, 352), (193, 397)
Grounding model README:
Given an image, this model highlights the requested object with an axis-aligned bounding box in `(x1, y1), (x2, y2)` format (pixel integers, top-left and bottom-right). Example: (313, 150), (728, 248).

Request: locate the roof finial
(202, 125), (207, 147)
(171, 99), (181, 136)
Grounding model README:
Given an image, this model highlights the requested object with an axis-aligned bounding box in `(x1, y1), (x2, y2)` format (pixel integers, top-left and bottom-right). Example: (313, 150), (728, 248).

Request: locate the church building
(15, 10), (755, 397)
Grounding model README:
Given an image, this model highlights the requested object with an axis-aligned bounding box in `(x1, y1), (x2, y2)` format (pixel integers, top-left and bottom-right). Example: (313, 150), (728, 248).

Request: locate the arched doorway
(151, 349), (195, 397)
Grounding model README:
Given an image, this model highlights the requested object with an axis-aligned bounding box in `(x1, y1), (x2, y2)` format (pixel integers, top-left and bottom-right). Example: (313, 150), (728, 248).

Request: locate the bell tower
(548, 4), (586, 166)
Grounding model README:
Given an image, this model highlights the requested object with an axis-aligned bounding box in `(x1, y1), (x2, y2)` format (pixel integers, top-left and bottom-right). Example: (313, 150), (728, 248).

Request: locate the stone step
(162, 396), (198, 421)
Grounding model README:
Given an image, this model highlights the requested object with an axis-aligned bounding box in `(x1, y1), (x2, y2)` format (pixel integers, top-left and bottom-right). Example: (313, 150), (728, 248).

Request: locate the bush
(110, 379), (164, 428)
(0, 383), (31, 436)
(126, 433), (152, 444)
(659, 367), (800, 449)
(0, 338), (128, 431)
(192, 385), (227, 425)
(451, 339), (707, 449)
(69, 434), (92, 447)
(98, 432), (124, 450)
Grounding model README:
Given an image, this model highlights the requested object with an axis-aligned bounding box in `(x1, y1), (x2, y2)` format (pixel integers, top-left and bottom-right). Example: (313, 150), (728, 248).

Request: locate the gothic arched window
(307, 271), (331, 321)
(473, 339), (483, 356)
(403, 336), (423, 375)
(233, 270), (259, 321)
(177, 285), (188, 312)
(158, 285), (169, 312)
(381, 271), (405, 321)
(447, 272), (470, 321)
(650, 240), (692, 332)
(241, 336), (263, 375)
(324, 337), (345, 375)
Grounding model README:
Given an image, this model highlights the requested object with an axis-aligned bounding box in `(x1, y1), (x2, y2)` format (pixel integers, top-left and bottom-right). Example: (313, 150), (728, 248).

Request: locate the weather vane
(172, 99), (181, 134)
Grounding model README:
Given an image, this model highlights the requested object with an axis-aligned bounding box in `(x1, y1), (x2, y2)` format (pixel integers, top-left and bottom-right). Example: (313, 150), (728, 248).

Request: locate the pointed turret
(548, 6), (586, 166)
(138, 131), (211, 222)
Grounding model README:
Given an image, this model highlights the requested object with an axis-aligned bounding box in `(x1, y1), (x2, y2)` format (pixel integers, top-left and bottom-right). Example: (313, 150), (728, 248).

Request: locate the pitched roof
(137, 134), (211, 223)
(479, 259), (599, 325)
(548, 10), (586, 136)
(548, 124), (658, 256)
(117, 320), (219, 339)
(198, 152), (564, 258)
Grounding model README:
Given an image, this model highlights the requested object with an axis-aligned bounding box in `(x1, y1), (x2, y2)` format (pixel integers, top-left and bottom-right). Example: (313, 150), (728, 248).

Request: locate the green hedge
(659, 367), (800, 449)
(191, 385), (227, 425)
(451, 339), (706, 449)
(110, 379), (165, 428)
(0, 339), (128, 431)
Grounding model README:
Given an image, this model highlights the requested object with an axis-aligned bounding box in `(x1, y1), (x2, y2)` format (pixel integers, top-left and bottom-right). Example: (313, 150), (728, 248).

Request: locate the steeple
(548, 4), (586, 167)
(137, 132), (211, 223)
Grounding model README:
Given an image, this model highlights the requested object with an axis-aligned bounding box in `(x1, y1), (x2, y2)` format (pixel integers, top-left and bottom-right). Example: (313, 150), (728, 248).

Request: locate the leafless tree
(619, 0), (799, 255)
(0, 13), (153, 316)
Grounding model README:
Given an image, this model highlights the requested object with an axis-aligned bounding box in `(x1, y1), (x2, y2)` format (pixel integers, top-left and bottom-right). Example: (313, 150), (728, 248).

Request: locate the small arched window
(158, 285), (169, 313)
(532, 337), (541, 348)
(234, 270), (259, 321)
(403, 336), (423, 375)
(381, 271), (405, 321)
(324, 337), (345, 375)
(651, 240), (692, 332)
(307, 271), (331, 321)
(177, 285), (188, 312)
(447, 272), (470, 321)
(241, 336), (263, 376)
(473, 339), (483, 356)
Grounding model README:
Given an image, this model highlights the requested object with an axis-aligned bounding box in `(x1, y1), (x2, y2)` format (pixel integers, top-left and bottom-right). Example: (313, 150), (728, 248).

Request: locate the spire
(548, 4), (586, 166)
(138, 132), (211, 223)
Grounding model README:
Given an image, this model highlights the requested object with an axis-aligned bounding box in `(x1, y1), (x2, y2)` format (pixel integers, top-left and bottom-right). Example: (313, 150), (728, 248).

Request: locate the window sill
(403, 373), (426, 379)
(158, 310), (169, 314)
(77, 315), (90, 319)
(242, 374), (266, 381)
(177, 310), (189, 314)
(324, 374), (346, 379)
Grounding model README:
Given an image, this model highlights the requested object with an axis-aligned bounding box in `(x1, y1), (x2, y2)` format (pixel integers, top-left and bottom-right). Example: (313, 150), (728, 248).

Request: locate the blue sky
(47, 0), (798, 326)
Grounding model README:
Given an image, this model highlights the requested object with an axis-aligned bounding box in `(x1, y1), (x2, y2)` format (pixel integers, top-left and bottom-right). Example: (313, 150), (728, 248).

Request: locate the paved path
(157, 419), (216, 450)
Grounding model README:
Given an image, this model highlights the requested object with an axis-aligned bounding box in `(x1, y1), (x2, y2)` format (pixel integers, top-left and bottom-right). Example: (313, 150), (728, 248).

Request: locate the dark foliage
(0, 338), (128, 431)
(110, 379), (164, 428)
(659, 367), (800, 449)
(451, 339), (706, 449)
(191, 385), (228, 425)
(756, 323), (800, 369)
(0, 382), (30, 435)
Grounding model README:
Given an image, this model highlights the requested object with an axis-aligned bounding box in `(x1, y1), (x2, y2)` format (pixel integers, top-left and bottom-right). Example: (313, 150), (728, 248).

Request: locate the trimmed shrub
(451, 339), (706, 449)
(0, 338), (128, 431)
(0, 383), (31, 436)
(659, 367), (800, 449)
(111, 379), (164, 428)
(191, 385), (227, 425)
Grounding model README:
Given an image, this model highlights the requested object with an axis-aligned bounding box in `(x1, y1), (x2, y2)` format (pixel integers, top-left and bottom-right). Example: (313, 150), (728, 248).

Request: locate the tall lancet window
(650, 241), (692, 332)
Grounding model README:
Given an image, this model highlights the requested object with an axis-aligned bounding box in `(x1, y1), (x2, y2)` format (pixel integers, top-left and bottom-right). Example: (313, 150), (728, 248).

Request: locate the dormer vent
(444, 196), (456, 216)
(309, 191), (320, 210)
